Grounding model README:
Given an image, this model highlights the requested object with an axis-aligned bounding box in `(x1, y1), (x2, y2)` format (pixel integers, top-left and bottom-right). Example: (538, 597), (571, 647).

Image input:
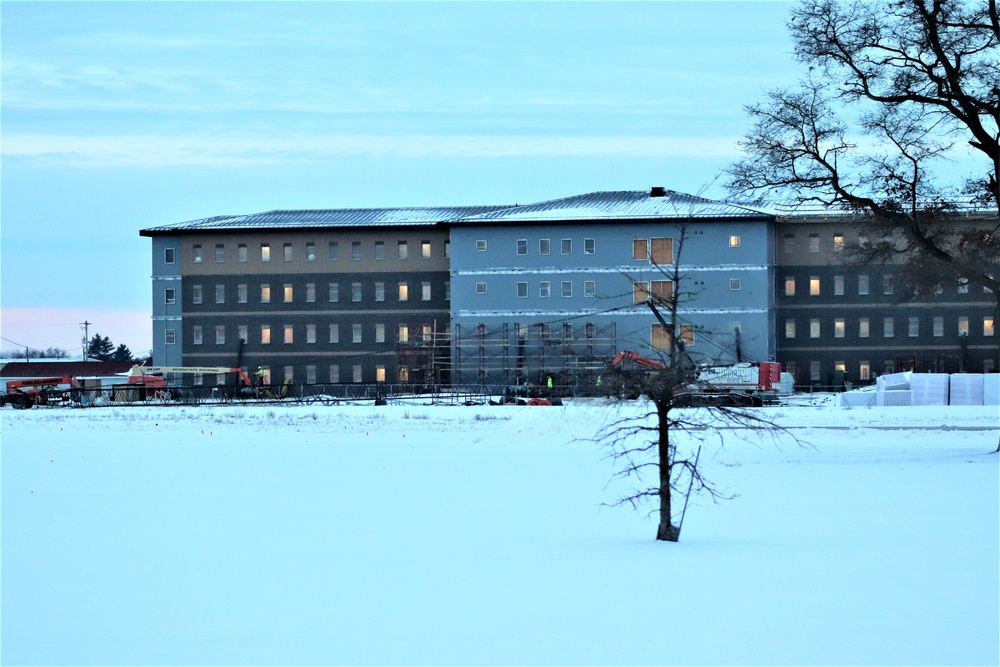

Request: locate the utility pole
(80, 321), (91, 361)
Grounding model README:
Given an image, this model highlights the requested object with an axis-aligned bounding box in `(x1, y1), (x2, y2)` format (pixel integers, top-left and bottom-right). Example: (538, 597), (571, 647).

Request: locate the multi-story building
(774, 211), (1000, 387)
(447, 189), (776, 384)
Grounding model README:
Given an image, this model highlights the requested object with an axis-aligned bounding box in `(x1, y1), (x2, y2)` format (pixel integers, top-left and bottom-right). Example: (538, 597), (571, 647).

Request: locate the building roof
(140, 206), (512, 235)
(0, 361), (138, 378)
(449, 189), (772, 224)
(139, 189), (771, 236)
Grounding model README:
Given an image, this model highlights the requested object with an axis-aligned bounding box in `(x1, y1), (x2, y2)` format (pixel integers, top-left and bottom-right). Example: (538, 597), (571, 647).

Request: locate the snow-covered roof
(139, 189), (771, 236)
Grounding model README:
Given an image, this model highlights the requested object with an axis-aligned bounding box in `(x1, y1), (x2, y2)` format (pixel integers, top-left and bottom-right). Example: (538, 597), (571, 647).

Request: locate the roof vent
(650, 186), (667, 197)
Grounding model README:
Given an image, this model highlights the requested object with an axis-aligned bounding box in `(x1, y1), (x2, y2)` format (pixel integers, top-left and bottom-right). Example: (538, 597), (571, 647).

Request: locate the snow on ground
(2, 399), (998, 666)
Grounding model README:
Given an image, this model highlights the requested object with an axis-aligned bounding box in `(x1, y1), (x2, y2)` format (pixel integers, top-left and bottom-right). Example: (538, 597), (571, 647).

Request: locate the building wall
(150, 235), (183, 366)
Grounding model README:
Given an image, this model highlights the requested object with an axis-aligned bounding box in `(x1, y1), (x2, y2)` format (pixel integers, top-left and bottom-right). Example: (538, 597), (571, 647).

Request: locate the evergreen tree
(111, 343), (135, 362)
(87, 334), (115, 361)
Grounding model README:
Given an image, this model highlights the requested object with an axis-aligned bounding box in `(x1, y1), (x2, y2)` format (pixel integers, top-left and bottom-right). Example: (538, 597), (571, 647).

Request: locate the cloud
(2, 132), (745, 167)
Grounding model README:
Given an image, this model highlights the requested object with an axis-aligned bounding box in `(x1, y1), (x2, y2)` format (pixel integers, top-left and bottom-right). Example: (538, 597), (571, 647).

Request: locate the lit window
(833, 234), (844, 252)
(517, 282), (528, 298)
(539, 281), (551, 298)
(958, 316), (969, 336)
(539, 239), (550, 255)
(809, 277), (820, 296)
(329, 324), (339, 344)
(561, 239), (572, 255)
(398, 367), (410, 382)
(284, 325), (293, 344)
(476, 282), (487, 294)
(398, 324), (409, 343)
(397, 241), (408, 260)
(238, 284), (247, 303)
(584, 280), (595, 297)
(476, 239), (487, 252)
(284, 284), (293, 303)
(729, 235), (740, 247)
(164, 248), (175, 264)
(283, 243), (293, 261)
(516, 239), (527, 255)
(784, 278), (796, 296)
(421, 241), (431, 259)
(216, 244), (225, 263)
(261, 325), (271, 344)
(260, 244), (270, 262)
(834, 319), (845, 338)
(192, 326), (203, 345)
(165, 289), (176, 305)
(192, 285), (203, 305)
(985, 317), (995, 337)
(398, 282), (408, 301)
(730, 279), (741, 291)
(376, 366), (386, 382)
(561, 281), (572, 297)
(859, 362), (871, 381)
(306, 243), (316, 261)
(261, 284), (270, 303)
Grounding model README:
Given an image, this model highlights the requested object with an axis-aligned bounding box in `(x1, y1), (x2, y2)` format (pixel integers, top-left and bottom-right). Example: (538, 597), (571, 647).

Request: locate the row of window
(166, 240), (448, 265)
(786, 358), (998, 384)
(784, 316), (996, 339)
(190, 364), (413, 385)
(171, 281), (447, 306)
(190, 322), (437, 346)
(783, 274), (993, 297)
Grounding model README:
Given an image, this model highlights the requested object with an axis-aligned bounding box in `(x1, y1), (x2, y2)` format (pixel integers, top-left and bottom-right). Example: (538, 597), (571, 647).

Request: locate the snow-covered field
(2, 399), (998, 666)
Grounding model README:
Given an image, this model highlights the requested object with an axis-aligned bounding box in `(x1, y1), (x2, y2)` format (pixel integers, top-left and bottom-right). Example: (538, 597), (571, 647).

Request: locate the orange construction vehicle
(3, 376), (82, 409)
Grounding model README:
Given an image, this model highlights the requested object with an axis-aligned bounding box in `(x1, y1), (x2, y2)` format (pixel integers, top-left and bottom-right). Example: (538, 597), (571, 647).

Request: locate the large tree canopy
(727, 0), (1000, 294)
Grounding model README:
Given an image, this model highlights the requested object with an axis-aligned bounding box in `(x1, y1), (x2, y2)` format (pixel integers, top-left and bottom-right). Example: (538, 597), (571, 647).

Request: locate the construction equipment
(126, 365), (256, 402)
(4, 376), (81, 409)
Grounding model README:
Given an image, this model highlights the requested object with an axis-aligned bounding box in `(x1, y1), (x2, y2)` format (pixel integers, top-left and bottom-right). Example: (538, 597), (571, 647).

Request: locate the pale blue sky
(1, 1), (797, 355)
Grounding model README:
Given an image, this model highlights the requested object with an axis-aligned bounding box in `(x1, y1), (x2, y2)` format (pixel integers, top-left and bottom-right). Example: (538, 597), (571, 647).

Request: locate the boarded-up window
(651, 324), (694, 350)
(651, 238), (673, 264)
(633, 239), (648, 260)
(650, 280), (674, 303)
(633, 281), (650, 303)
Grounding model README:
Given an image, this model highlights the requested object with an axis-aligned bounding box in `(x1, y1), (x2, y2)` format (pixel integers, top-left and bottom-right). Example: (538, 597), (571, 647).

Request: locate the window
(783, 233), (795, 253)
(444, 281), (450, 301)
(650, 238), (673, 264)
(834, 318), (845, 338)
(351, 242), (362, 260)
(215, 284), (225, 304)
(238, 325), (248, 343)
(260, 243), (270, 262)
(375, 323), (385, 343)
(421, 282), (431, 301)
(329, 324), (339, 343)
(444, 240), (450, 258)
(352, 365), (363, 383)
(584, 280), (595, 297)
(165, 289), (176, 305)
(563, 323), (574, 339)
(633, 282), (650, 303)
(352, 283), (362, 302)
(375, 282), (385, 302)
(375, 366), (386, 382)
(539, 281), (551, 298)
(164, 248), (175, 264)
(370, 241), (384, 261)
(329, 365), (340, 383)
(476, 239), (487, 252)
(833, 234), (844, 252)
(306, 283), (316, 303)
(730, 279), (742, 291)
(810, 361), (821, 382)
(398, 282), (408, 301)
(650, 280), (673, 302)
(539, 239), (550, 255)
(476, 282), (487, 294)
(859, 362), (871, 381)
(933, 317), (944, 337)
(651, 325), (669, 350)
(216, 244), (225, 263)
(261, 325), (271, 344)
(306, 365), (317, 384)
(193, 245), (202, 263)
(398, 367), (410, 382)
(328, 283), (339, 303)
(238, 284), (247, 303)
(808, 234), (820, 253)
(352, 324), (362, 343)
(238, 244), (248, 262)
(284, 325), (293, 344)
(785, 319), (796, 338)
(633, 239), (648, 260)
(784, 277), (795, 296)
(908, 317), (919, 337)
(810, 319), (820, 338)
(834, 361), (846, 373)
(261, 284), (271, 303)
(859, 318), (870, 338)
(306, 243), (316, 261)
(985, 317), (995, 337)
(306, 324), (316, 344)
(283, 284), (293, 303)
(284, 366), (293, 383)
(958, 279), (969, 294)
(884, 317), (894, 338)
(958, 316), (969, 336)
(328, 241), (339, 261)
(192, 325), (203, 345)
(216, 326), (225, 345)
(858, 275), (870, 295)
(165, 329), (176, 345)
(421, 241), (431, 259)
(397, 241), (408, 260)
(283, 243), (293, 261)
(192, 285), (203, 305)
(561, 239), (572, 255)
(584, 238), (595, 254)
(834, 275), (844, 296)
(561, 281), (572, 297)
(729, 235), (740, 247)
(517, 239), (527, 255)
(398, 324), (409, 343)
(883, 276), (894, 294)
(809, 277), (820, 296)
(517, 282), (528, 298)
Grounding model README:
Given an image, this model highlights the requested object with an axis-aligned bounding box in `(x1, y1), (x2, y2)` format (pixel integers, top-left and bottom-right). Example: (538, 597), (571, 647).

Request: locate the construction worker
(547, 376), (553, 390)
(253, 367), (265, 386)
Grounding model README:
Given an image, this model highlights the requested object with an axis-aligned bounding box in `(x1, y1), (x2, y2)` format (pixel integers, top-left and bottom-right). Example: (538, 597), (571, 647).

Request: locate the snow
(2, 399), (998, 665)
